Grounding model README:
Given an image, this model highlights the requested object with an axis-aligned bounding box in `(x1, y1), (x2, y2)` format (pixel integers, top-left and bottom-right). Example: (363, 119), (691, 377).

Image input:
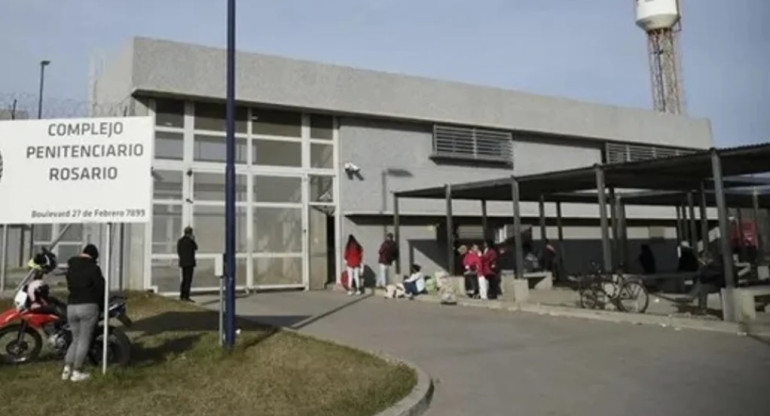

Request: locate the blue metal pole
(224, 0), (237, 349)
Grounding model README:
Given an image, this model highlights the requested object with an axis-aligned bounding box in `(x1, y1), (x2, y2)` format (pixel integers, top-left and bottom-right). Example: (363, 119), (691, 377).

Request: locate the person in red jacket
(460, 245), (482, 298)
(377, 233), (398, 289)
(481, 240), (500, 300)
(344, 234), (364, 296)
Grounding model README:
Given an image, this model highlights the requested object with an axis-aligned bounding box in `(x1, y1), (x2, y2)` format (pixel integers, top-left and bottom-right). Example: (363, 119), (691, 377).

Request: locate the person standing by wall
(344, 234), (364, 296)
(377, 233), (397, 289)
(62, 244), (105, 382)
(460, 244), (482, 298)
(177, 226), (198, 302)
(481, 240), (500, 300)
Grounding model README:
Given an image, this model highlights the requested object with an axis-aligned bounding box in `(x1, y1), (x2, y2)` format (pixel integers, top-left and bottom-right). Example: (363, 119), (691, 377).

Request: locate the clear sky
(1, 0), (768, 146)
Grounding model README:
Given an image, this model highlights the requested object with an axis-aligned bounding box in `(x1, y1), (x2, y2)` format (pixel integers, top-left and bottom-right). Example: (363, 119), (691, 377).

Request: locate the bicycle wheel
(579, 282), (608, 310)
(617, 280), (650, 313)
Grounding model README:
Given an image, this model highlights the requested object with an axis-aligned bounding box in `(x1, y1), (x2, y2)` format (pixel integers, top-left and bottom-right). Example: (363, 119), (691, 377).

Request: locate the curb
(373, 357), (434, 416)
(401, 291), (770, 337)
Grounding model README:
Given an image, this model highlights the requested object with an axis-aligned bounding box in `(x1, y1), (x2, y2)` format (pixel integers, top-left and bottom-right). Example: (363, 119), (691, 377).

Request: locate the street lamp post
(37, 60), (51, 119)
(223, 0), (237, 349)
(27, 60), (51, 260)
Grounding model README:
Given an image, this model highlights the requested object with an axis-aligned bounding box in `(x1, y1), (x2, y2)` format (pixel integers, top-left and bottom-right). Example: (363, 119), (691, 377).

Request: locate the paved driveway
(203, 291), (770, 416)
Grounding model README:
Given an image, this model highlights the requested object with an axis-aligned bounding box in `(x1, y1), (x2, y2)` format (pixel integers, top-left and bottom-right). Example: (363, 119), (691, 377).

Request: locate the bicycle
(575, 262), (650, 314)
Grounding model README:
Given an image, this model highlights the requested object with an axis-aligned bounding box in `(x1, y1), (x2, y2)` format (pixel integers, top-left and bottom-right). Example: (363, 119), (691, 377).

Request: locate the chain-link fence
(0, 92), (133, 120)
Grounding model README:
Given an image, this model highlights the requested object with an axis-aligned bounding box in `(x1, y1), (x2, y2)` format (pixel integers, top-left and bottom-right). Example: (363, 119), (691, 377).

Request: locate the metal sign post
(223, 0), (237, 349)
(0, 225), (8, 294)
(102, 223), (112, 375)
(215, 254), (225, 346)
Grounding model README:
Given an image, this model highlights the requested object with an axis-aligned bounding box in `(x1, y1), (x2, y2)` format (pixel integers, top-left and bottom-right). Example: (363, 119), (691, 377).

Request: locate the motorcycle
(0, 289), (133, 366)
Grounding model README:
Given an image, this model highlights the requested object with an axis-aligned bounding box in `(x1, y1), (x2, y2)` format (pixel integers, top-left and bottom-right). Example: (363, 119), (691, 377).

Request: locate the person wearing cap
(177, 226), (198, 302)
(62, 244), (106, 382)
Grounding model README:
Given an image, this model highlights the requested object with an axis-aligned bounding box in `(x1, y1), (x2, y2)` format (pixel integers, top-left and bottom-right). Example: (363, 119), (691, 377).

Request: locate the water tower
(635, 0), (684, 114)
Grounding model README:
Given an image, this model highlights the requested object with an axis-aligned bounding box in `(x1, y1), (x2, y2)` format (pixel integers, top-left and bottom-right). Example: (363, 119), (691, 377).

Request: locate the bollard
(215, 254), (225, 347)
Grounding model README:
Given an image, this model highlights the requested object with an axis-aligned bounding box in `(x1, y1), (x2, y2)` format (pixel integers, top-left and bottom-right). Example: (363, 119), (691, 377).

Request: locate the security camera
(344, 162), (360, 173)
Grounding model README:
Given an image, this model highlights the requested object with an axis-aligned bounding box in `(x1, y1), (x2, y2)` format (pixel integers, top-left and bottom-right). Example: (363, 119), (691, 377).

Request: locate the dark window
(310, 115), (333, 140)
(155, 99), (185, 128)
(194, 102), (247, 133)
(252, 108), (302, 137)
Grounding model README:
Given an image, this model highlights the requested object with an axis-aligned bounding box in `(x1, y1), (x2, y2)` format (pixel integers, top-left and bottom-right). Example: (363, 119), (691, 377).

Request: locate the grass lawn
(0, 293), (415, 416)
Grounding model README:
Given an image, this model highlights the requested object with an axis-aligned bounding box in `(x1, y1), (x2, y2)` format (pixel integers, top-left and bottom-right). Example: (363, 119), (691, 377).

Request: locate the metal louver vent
(605, 143), (696, 164)
(432, 125), (513, 164)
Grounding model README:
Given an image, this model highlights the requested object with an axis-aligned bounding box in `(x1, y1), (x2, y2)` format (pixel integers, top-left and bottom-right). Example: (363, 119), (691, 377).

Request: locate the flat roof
(396, 143), (770, 204)
(98, 37), (713, 148)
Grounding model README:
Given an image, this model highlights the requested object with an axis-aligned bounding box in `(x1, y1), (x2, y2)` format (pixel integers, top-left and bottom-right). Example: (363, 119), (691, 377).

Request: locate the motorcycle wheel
(0, 324), (43, 364)
(90, 327), (131, 367)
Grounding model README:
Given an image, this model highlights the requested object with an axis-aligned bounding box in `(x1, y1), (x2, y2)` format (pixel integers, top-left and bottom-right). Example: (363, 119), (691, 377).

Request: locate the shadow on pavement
(289, 293), (373, 330)
(241, 315), (312, 328)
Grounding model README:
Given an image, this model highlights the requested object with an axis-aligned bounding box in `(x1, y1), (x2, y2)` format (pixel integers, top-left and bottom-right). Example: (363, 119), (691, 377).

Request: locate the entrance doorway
(308, 206), (336, 289)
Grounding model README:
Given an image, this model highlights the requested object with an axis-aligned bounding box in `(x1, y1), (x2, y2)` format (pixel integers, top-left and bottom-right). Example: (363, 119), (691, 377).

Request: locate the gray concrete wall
(123, 37), (713, 148)
(338, 117), (603, 217)
(94, 41), (135, 109)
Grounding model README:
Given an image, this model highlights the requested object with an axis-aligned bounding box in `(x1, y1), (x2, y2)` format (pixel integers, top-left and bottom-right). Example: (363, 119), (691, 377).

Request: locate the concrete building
(33, 37), (714, 293)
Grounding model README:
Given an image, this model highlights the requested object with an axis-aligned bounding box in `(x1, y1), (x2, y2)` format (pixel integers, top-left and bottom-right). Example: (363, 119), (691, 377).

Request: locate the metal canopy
(396, 143), (770, 201)
(547, 190), (770, 209)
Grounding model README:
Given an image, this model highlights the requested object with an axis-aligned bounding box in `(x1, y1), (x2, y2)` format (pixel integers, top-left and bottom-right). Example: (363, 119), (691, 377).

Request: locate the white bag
(13, 290), (29, 311)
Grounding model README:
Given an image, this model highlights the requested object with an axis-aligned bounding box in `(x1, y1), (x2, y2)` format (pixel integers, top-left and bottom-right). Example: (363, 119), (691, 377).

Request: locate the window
(155, 131), (184, 160)
(254, 207), (302, 253)
(432, 125), (513, 164)
(155, 99), (185, 128)
(193, 173), (248, 202)
(605, 143), (697, 164)
(153, 170), (184, 200)
(33, 225), (53, 242)
(254, 257), (303, 285)
(310, 143), (334, 169)
(309, 175), (334, 203)
(152, 204), (182, 254)
(194, 102), (247, 133)
(57, 244), (82, 262)
(252, 108), (301, 137)
(254, 176), (302, 203)
(60, 224), (84, 242)
(253, 139), (302, 167)
(193, 205), (248, 252)
(193, 135), (248, 164)
(310, 115), (333, 140)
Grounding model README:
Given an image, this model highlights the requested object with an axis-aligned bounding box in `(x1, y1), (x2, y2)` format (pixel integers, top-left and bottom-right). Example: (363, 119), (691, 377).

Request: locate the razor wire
(0, 92), (135, 120)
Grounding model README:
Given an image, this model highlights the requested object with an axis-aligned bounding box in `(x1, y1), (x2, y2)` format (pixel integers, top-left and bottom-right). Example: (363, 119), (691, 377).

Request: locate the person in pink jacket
(460, 244), (482, 298)
(481, 240), (500, 300)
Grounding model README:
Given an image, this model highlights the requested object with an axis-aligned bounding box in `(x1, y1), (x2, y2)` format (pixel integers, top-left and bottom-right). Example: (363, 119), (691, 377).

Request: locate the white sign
(0, 117), (154, 224)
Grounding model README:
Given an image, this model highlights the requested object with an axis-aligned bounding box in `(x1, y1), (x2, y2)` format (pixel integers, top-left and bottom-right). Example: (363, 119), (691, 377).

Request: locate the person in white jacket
(403, 264), (426, 299)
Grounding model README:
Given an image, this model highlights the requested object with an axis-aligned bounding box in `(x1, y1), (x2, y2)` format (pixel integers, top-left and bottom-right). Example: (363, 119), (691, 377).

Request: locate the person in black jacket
(177, 226), (198, 302)
(62, 244), (105, 382)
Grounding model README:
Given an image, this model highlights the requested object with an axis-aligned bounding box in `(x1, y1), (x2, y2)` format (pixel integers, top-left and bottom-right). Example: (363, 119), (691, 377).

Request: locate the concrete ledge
(403, 291), (770, 337)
